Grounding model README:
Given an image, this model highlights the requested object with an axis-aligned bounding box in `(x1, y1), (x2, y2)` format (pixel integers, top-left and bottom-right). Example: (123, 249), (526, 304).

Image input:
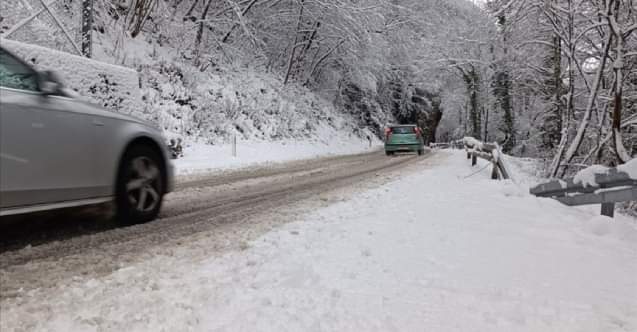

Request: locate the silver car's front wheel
(126, 156), (161, 213)
(116, 145), (165, 224)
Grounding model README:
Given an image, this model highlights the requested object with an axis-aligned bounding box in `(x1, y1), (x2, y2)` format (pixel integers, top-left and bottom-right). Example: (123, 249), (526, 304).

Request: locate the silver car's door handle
(92, 119), (105, 126)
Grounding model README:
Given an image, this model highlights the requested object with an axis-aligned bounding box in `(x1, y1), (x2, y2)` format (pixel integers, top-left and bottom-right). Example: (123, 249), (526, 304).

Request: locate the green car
(384, 125), (425, 156)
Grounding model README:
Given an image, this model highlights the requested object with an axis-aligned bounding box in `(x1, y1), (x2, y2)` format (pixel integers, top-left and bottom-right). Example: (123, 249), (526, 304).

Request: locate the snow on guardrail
(1, 38), (142, 116)
(530, 159), (637, 217)
(617, 158), (637, 179)
(463, 137), (510, 180)
(574, 165), (611, 188)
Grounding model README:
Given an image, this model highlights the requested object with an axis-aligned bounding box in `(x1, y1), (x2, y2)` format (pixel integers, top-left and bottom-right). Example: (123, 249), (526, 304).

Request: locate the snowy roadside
(172, 134), (382, 176)
(2, 151), (636, 332)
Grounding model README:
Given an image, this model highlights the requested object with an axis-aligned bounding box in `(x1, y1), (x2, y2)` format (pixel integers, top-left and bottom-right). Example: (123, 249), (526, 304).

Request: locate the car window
(0, 48), (39, 92)
(392, 126), (415, 134)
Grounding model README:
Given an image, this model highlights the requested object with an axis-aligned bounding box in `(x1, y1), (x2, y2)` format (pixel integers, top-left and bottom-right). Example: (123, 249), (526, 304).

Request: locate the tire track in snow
(0, 150), (428, 299)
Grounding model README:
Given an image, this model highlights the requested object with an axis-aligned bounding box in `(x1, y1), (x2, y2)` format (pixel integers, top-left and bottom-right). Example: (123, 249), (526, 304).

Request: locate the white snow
(573, 164), (611, 187)
(173, 135), (381, 175)
(617, 158), (637, 179)
(463, 136), (483, 151)
(2, 151), (636, 331)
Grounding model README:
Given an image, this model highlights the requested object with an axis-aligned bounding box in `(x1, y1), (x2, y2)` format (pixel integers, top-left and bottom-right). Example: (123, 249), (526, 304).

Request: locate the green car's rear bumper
(385, 144), (422, 152)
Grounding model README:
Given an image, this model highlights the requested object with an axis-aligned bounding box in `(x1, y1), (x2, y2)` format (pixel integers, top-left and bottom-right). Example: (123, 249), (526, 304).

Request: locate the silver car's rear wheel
(116, 145), (165, 224)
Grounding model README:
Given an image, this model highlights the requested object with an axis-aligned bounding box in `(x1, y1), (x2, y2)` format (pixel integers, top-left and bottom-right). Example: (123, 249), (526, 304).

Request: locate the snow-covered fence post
(232, 134), (237, 157)
(599, 178), (616, 218)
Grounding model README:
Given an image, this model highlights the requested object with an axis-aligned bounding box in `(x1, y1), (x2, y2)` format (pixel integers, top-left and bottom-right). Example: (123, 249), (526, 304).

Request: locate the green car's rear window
(391, 127), (415, 134)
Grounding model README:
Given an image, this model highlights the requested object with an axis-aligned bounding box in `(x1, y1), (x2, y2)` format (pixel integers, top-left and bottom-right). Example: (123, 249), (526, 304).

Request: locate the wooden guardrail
(530, 166), (637, 217)
(463, 137), (510, 180)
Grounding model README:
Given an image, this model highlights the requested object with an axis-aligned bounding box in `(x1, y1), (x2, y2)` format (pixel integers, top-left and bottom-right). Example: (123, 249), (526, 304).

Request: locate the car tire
(115, 144), (165, 225)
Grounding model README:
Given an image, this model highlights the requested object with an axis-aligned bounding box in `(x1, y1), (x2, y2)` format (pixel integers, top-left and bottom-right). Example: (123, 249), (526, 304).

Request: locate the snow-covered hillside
(0, 0), (490, 153)
(1, 0), (392, 150)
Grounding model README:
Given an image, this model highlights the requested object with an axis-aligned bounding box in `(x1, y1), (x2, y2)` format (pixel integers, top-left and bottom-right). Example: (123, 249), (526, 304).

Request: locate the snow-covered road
(2, 151), (636, 331)
(0, 150), (419, 300)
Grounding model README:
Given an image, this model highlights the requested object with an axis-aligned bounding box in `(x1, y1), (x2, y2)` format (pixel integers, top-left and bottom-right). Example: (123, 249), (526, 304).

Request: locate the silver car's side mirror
(37, 70), (64, 95)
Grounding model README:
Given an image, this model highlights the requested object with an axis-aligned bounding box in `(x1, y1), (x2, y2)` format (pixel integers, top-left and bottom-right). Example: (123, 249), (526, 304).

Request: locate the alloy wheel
(125, 156), (161, 213)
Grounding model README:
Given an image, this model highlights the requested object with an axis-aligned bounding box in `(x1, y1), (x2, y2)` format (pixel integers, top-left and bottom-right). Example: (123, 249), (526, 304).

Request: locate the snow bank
(1, 38), (142, 116)
(174, 134), (381, 175)
(2, 151), (635, 332)
(573, 164), (610, 187)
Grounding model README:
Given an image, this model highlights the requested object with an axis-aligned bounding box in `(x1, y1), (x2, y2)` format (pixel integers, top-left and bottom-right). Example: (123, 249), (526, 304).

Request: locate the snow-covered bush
(138, 58), (364, 144)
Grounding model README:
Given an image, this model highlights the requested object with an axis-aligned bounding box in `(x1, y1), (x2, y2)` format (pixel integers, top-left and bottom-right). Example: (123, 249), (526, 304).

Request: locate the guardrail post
(471, 153), (477, 166)
(601, 203), (615, 217)
(491, 163), (499, 179)
(232, 134), (237, 157)
(600, 182), (615, 217)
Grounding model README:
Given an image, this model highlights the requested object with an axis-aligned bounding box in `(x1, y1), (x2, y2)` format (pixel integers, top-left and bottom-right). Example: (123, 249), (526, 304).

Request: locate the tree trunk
(195, 0), (213, 47)
(609, 0), (631, 163)
(283, 0), (305, 85)
(221, 0), (260, 43)
(81, 0), (94, 57)
(542, 32), (562, 151)
(498, 11), (515, 153)
(553, 15), (613, 177)
(305, 39), (344, 85)
(460, 66), (481, 140)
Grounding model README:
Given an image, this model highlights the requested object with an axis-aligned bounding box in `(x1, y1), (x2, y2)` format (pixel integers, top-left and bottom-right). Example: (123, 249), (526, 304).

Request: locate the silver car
(0, 46), (173, 224)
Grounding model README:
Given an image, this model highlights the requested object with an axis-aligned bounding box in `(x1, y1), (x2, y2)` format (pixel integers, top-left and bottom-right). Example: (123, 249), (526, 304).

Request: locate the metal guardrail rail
(430, 140), (463, 150)
(529, 167), (637, 217)
(463, 137), (510, 180)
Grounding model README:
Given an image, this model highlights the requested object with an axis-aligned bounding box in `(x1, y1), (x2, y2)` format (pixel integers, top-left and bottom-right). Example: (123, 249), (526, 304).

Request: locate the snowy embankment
(174, 133), (381, 175)
(2, 151), (636, 331)
(3, 38), (381, 156)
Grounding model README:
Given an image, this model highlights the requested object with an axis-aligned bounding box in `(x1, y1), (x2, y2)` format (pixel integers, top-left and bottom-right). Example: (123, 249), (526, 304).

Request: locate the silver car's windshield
(0, 48), (39, 91)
